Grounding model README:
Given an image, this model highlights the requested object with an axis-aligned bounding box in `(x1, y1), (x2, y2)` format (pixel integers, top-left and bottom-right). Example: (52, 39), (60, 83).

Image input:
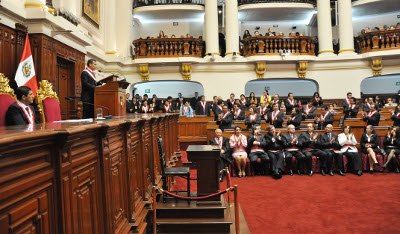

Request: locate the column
(116, 0), (133, 60)
(205, 0), (220, 56)
(105, 0), (117, 55)
(338, 0), (356, 55)
(317, 0), (334, 56)
(225, 0), (240, 57)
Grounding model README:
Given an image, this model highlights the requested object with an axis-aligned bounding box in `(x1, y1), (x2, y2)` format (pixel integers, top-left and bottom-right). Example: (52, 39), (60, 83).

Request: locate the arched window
(361, 74), (400, 96)
(245, 78), (318, 97)
(130, 80), (204, 98)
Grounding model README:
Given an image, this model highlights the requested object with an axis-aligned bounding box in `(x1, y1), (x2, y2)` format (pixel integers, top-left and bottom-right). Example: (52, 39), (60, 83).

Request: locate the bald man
(318, 124), (345, 176)
(282, 125), (306, 176)
(209, 128), (232, 181)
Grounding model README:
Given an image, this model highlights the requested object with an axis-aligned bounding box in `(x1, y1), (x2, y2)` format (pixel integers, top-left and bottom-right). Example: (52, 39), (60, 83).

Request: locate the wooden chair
(157, 135), (190, 202)
(0, 74), (17, 126)
(36, 80), (61, 123)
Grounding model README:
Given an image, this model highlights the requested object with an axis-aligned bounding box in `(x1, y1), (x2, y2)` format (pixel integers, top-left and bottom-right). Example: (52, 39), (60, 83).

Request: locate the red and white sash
(396, 112), (400, 117)
(142, 105), (148, 113)
(259, 107), (267, 114)
(315, 97), (320, 103)
(351, 105), (356, 110)
(292, 115), (297, 121)
(215, 137), (223, 149)
(164, 105), (170, 112)
(217, 105), (223, 111)
(368, 111), (377, 117)
(183, 106), (189, 115)
(85, 68), (96, 80)
(250, 114), (257, 122)
(287, 98), (294, 106)
(271, 110), (280, 123)
(235, 109), (242, 119)
(222, 112), (230, 119)
(320, 111), (330, 121)
(16, 102), (34, 125)
(305, 104), (313, 115)
(233, 134), (242, 147)
(346, 99), (351, 106)
(264, 95), (269, 102)
(230, 99), (235, 105)
(367, 103), (371, 109)
(200, 101), (206, 111)
(240, 99), (246, 105)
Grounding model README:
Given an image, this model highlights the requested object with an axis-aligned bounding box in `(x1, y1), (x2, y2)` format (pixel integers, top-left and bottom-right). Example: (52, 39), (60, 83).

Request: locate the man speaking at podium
(81, 59), (103, 119)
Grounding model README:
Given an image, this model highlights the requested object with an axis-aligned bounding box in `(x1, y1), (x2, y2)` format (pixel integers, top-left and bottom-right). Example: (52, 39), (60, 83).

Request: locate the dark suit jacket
(383, 134), (400, 149)
(190, 96), (200, 109)
(318, 132), (341, 150)
(6, 102), (39, 126)
(287, 114), (302, 129)
(301, 105), (317, 119)
(126, 100), (133, 113)
(245, 114), (261, 129)
(81, 70), (101, 103)
(226, 99), (236, 110)
(264, 132), (284, 150)
(282, 133), (302, 149)
(342, 99), (351, 109)
(284, 99), (298, 115)
(344, 105), (359, 118)
(161, 105), (174, 113)
(362, 103), (380, 112)
(392, 111), (400, 127)
(257, 106), (269, 119)
(360, 133), (380, 150)
(299, 131), (319, 149)
(311, 97), (323, 107)
(232, 109), (245, 121)
(213, 106), (223, 121)
(195, 101), (211, 116)
(267, 111), (284, 128)
(247, 134), (267, 150)
(314, 112), (334, 130)
(209, 136), (232, 162)
(363, 111), (380, 126)
(217, 112), (233, 131)
(139, 106), (153, 113)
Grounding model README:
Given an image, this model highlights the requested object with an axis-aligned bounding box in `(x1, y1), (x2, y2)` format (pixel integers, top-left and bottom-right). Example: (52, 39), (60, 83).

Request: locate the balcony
(238, 0), (316, 5)
(241, 36), (316, 56)
(133, 0), (204, 9)
(356, 29), (400, 54)
(133, 38), (203, 59)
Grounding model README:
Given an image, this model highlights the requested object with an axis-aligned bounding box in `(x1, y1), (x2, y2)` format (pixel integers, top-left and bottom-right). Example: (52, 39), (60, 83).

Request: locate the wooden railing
(356, 29), (400, 54)
(242, 36), (316, 56)
(238, 0), (315, 5)
(133, 38), (203, 58)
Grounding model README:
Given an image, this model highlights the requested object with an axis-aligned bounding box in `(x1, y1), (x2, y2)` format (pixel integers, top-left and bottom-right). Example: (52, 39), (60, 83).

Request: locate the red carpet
(175, 150), (400, 234)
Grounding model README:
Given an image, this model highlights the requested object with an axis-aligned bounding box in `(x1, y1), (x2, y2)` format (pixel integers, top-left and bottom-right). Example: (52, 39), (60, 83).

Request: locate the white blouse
(338, 133), (358, 153)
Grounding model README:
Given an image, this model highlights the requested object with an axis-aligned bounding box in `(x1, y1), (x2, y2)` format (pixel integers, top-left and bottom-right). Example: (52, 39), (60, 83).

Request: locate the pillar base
(318, 50), (336, 57)
(224, 52), (242, 59)
(338, 49), (356, 56)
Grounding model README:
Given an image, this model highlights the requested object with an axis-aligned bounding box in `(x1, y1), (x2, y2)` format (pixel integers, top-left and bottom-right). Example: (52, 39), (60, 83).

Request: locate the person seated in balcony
(254, 31), (260, 37)
(195, 95), (211, 116)
(284, 92), (298, 115)
(396, 23), (400, 29)
(171, 34), (176, 38)
(278, 32), (284, 36)
(302, 100), (317, 120)
(385, 97), (397, 107)
(265, 28), (276, 36)
(243, 30), (251, 39)
(315, 105), (334, 130)
(299, 33), (304, 36)
(289, 31), (296, 37)
(361, 125), (381, 174)
(233, 103), (245, 121)
(247, 124), (269, 176)
(229, 126), (248, 177)
(390, 106), (400, 127)
(382, 126), (400, 173)
(311, 92), (323, 107)
(362, 103), (380, 126)
(344, 97), (359, 119)
(338, 125), (363, 176)
(266, 103), (284, 129)
(269, 94), (281, 111)
(390, 25), (396, 30)
(374, 27), (380, 32)
(296, 32), (300, 36)
(158, 30), (165, 38)
(180, 100), (193, 117)
(245, 107), (261, 129)
(164, 35), (168, 38)
(379, 25), (385, 31)
(365, 27), (371, 33)
(287, 107), (302, 130)
(186, 33), (192, 38)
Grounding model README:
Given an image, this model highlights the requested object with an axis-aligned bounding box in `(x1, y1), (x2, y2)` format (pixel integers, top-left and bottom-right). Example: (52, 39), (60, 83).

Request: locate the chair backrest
(157, 135), (166, 176)
(36, 80), (61, 123)
(0, 74), (17, 126)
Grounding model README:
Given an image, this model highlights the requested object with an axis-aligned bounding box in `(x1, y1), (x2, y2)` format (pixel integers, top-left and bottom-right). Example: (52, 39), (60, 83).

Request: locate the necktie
(329, 133), (331, 140)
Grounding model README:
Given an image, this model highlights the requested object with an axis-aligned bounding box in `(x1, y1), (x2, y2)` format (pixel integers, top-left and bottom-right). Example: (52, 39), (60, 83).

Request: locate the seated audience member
(391, 106), (400, 127)
(360, 125), (381, 174)
(375, 95), (384, 108)
(278, 32), (284, 36)
(287, 107), (302, 129)
(362, 97), (380, 112)
(180, 100), (193, 117)
(266, 103), (284, 129)
(6, 86), (38, 126)
(217, 105), (233, 131)
(385, 97), (397, 107)
(243, 30), (251, 39)
(195, 95), (211, 116)
(260, 90), (271, 107)
(282, 125), (307, 176)
(150, 97), (159, 112)
(258, 101), (269, 120)
(247, 125), (269, 175)
(239, 94), (248, 109)
(311, 92), (323, 107)
(302, 101), (317, 119)
(269, 94), (281, 111)
(280, 102), (286, 111)
(249, 92), (258, 107)
(233, 103), (245, 121)
(342, 92), (352, 109)
(265, 28), (276, 36)
(131, 97), (140, 113)
(158, 30), (165, 38)
(210, 128), (232, 181)
(140, 100), (153, 114)
(314, 105), (334, 130)
(365, 27), (371, 33)
(213, 100), (224, 121)
(362, 103), (380, 126)
(298, 100), (303, 109)
(227, 93), (236, 111)
(171, 34), (176, 38)
(318, 124), (345, 176)
(264, 125), (284, 179)
(229, 126), (248, 177)
(254, 31), (260, 36)
(161, 100), (174, 113)
(329, 104), (337, 114)
(338, 125), (363, 176)
(382, 127), (400, 173)
(284, 92), (298, 115)
(245, 107), (261, 129)
(289, 31), (296, 36)
(344, 97), (359, 119)
(299, 123), (326, 176)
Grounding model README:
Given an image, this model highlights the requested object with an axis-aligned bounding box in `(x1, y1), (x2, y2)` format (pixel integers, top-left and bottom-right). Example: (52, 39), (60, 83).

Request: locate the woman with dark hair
(382, 127), (400, 173)
(260, 90), (271, 107)
(311, 92), (323, 107)
(360, 125), (381, 173)
(158, 30), (165, 38)
(245, 107), (261, 129)
(150, 97), (159, 112)
(248, 92), (258, 107)
(287, 107), (302, 129)
(338, 125), (363, 176)
(390, 105), (400, 127)
(243, 30), (251, 39)
(229, 126), (248, 177)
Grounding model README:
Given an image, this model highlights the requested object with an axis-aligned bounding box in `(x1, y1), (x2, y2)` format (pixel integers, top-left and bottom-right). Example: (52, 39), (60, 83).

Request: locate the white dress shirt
(338, 133), (358, 153)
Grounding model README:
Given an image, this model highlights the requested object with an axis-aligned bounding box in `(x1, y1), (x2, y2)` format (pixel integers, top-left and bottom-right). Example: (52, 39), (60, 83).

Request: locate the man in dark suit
(6, 86), (39, 126)
(299, 123), (325, 176)
(247, 125), (269, 175)
(258, 101), (269, 120)
(284, 93), (298, 115)
(227, 93), (236, 111)
(264, 125), (284, 179)
(216, 105), (233, 131)
(81, 59), (102, 119)
(318, 124), (345, 176)
(190, 92), (200, 110)
(302, 101), (317, 119)
(266, 103), (284, 128)
(126, 93), (133, 113)
(344, 97), (359, 119)
(342, 92), (352, 109)
(265, 28), (276, 36)
(210, 128), (232, 181)
(232, 103), (245, 120)
(176, 93), (184, 109)
(362, 97), (380, 112)
(315, 105), (334, 130)
(362, 103), (380, 126)
(195, 95), (211, 116)
(213, 100), (223, 121)
(282, 125), (307, 176)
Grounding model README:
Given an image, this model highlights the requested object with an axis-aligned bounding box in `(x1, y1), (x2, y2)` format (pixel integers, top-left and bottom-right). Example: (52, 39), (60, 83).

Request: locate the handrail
(356, 29), (400, 54)
(133, 38), (204, 58)
(238, 0), (316, 5)
(133, 0), (205, 9)
(241, 36), (316, 56)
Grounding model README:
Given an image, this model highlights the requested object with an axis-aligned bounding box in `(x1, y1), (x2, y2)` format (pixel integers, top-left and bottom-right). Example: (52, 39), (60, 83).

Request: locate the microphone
(65, 97), (112, 119)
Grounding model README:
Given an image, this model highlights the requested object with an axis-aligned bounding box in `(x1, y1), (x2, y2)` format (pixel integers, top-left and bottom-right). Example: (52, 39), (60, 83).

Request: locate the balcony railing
(238, 0), (316, 5)
(356, 29), (400, 54)
(133, 0), (204, 9)
(133, 38), (203, 58)
(241, 36), (316, 56)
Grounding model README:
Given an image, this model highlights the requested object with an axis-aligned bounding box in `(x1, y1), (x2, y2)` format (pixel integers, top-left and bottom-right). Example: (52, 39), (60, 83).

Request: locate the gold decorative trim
(36, 80), (60, 123)
(225, 52), (241, 55)
(255, 62), (266, 79)
(105, 51), (118, 55)
(206, 52), (221, 55)
(25, 2), (55, 13)
(140, 64), (150, 81)
(192, 69), (253, 73)
(371, 57), (383, 76)
(318, 50), (335, 54)
(0, 73), (17, 99)
(297, 61), (308, 78)
(181, 63), (192, 80)
(338, 49), (355, 53)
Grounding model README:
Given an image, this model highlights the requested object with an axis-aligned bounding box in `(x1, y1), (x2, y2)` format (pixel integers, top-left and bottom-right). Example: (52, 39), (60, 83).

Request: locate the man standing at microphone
(81, 59), (102, 119)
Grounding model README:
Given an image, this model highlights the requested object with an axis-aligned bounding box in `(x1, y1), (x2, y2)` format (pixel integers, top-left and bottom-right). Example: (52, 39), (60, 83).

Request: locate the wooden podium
(186, 145), (221, 202)
(94, 75), (130, 117)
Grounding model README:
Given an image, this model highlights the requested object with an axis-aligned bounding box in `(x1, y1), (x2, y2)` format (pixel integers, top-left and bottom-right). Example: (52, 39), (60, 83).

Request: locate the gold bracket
(181, 63), (192, 80)
(297, 61), (308, 78)
(139, 64), (149, 81)
(255, 62), (266, 79)
(371, 57), (382, 76)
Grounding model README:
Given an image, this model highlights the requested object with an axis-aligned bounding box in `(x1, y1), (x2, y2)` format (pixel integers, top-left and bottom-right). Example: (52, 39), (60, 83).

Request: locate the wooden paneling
(179, 116), (214, 143)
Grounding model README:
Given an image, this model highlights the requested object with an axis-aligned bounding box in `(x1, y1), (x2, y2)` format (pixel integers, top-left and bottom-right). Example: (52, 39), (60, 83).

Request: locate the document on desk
(53, 118), (94, 123)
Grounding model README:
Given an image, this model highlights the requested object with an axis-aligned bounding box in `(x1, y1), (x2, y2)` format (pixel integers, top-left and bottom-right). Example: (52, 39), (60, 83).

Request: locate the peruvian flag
(15, 35), (38, 95)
